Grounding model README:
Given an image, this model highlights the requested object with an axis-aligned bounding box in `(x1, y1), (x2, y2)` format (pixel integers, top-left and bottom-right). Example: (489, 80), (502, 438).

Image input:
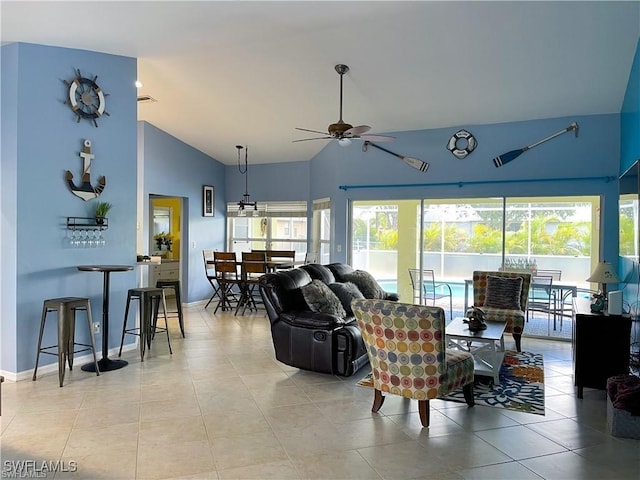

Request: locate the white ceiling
(2, 1), (639, 165)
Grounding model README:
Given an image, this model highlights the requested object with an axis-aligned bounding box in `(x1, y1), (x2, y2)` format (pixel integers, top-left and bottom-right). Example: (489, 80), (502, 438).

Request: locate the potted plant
(94, 201), (112, 225)
(153, 232), (173, 252)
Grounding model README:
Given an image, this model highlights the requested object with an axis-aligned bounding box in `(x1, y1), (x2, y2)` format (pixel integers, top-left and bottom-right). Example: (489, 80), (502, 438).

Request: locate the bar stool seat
(118, 287), (172, 362)
(156, 279), (185, 337)
(33, 297), (100, 387)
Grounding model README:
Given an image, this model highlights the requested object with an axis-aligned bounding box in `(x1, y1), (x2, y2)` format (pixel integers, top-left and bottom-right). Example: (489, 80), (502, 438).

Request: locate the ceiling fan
(294, 64), (395, 146)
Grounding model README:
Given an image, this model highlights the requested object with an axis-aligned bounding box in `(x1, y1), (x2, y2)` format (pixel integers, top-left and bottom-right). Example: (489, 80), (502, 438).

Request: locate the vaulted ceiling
(2, 1), (639, 165)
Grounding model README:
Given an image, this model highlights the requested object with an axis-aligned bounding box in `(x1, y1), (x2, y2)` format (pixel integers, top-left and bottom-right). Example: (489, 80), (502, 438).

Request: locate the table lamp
(586, 261), (620, 312)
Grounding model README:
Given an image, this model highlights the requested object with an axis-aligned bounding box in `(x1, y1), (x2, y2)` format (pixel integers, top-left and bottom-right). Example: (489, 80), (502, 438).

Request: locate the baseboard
(1, 343), (138, 383)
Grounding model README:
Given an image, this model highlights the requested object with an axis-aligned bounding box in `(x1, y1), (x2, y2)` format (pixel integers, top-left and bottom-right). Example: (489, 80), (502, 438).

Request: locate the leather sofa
(258, 263), (398, 376)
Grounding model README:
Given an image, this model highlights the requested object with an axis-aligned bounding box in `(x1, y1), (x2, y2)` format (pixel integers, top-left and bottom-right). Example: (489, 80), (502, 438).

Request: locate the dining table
(77, 264), (134, 372)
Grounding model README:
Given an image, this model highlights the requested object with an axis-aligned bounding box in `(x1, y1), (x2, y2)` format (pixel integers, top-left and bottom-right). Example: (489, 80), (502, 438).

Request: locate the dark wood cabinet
(573, 297), (632, 398)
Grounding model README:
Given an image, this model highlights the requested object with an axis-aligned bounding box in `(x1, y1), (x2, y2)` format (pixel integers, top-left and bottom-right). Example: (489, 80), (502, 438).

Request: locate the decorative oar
(362, 141), (429, 172)
(493, 122), (579, 168)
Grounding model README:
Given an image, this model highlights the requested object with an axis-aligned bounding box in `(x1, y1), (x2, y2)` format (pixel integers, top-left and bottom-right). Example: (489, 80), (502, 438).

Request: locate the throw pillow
(484, 275), (523, 310)
(301, 280), (346, 317)
(328, 282), (365, 316)
(342, 270), (386, 299)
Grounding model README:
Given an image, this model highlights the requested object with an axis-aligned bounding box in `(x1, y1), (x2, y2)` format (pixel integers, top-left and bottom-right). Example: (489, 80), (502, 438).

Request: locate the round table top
(77, 265), (134, 273)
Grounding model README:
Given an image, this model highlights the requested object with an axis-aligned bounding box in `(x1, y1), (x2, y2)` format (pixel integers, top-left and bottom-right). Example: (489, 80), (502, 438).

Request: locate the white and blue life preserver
(447, 129), (477, 159)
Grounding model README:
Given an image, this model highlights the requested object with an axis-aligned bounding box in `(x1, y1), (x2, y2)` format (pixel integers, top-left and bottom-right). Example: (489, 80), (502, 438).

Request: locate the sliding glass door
(351, 195), (599, 341)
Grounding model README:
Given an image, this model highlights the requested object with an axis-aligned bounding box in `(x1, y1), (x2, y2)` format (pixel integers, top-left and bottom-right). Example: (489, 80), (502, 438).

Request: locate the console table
(573, 297), (631, 398)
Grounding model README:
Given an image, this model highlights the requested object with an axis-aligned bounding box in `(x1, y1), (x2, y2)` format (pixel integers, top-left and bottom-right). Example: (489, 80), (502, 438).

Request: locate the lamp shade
(586, 262), (620, 284)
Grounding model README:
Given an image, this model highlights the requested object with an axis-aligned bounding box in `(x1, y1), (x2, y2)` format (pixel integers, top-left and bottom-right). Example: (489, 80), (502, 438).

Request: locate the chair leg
(372, 388), (385, 413)
(514, 333), (522, 352)
(84, 302), (100, 376)
(463, 383), (475, 407)
(119, 292), (133, 357)
(33, 305), (48, 381)
(418, 400), (430, 427)
(159, 291), (173, 355)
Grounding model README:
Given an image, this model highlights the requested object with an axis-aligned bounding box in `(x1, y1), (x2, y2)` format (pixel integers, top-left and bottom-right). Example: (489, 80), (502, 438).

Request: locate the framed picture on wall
(203, 185), (214, 217)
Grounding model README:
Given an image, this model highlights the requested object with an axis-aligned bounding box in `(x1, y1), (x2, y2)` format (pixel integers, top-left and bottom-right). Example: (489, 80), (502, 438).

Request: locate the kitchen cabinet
(149, 261), (179, 296)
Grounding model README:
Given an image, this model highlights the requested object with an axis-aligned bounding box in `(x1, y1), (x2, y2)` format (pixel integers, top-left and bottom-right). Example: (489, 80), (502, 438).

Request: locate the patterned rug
(357, 350), (545, 415)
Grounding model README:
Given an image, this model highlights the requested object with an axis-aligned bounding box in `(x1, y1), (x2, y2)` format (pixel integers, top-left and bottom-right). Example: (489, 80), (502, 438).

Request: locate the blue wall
(1, 43), (138, 374)
(619, 36), (640, 323)
(140, 122), (227, 303)
(226, 114), (621, 265)
(621, 37), (640, 173)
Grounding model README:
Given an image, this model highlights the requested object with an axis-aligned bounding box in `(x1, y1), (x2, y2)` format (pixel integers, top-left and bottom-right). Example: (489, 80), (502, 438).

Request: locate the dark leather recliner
(258, 263), (397, 376)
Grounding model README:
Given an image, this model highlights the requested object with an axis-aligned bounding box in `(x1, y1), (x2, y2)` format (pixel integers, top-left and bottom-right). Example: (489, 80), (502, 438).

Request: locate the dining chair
(236, 251), (267, 315)
(352, 299), (475, 427)
(304, 252), (319, 264)
(408, 268), (453, 320)
(202, 249), (220, 309)
(213, 251), (240, 313)
(266, 250), (296, 270)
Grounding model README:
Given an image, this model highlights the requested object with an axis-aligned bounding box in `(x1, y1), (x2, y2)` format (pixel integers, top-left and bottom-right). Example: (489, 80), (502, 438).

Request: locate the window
(227, 201), (308, 261)
(313, 198), (331, 264)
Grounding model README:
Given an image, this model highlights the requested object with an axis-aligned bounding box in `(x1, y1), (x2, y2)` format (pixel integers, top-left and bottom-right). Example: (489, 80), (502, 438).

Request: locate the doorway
(149, 196), (183, 289)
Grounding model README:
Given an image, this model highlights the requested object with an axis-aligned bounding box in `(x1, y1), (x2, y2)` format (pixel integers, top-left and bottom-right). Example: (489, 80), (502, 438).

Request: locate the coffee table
(446, 317), (507, 384)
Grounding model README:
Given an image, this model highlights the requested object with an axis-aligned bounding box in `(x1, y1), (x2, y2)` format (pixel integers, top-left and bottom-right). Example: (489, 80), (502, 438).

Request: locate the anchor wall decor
(65, 139), (106, 201)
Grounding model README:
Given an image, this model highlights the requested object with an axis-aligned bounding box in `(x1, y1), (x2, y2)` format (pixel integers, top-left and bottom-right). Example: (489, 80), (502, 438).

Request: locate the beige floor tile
(139, 415), (208, 446)
(139, 397), (201, 422)
(210, 430), (288, 471)
(357, 441), (453, 479)
(74, 401), (140, 429)
(457, 462), (543, 479)
(203, 411), (272, 439)
(290, 450), (382, 479)
(475, 425), (568, 460)
(58, 447), (139, 479)
(137, 440), (215, 479)
(64, 422), (139, 456)
(218, 459), (300, 479)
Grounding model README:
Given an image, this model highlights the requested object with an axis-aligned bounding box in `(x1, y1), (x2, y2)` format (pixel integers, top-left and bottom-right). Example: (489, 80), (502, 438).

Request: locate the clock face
(65, 70), (109, 127)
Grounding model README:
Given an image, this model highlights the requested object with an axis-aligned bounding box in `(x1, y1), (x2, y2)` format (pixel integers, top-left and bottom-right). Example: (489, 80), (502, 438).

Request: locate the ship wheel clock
(64, 69), (109, 127)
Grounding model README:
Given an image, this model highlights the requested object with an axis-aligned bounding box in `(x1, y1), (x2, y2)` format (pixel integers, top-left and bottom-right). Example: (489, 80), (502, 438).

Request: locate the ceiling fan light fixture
(338, 138), (352, 147)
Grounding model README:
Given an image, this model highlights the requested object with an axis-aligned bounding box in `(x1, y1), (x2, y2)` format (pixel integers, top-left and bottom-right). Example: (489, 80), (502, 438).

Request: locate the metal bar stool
(118, 287), (172, 362)
(33, 297), (100, 387)
(156, 280), (185, 337)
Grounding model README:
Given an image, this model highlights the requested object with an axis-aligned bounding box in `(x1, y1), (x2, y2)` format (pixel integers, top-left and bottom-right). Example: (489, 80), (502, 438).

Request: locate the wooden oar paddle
(493, 122), (579, 168)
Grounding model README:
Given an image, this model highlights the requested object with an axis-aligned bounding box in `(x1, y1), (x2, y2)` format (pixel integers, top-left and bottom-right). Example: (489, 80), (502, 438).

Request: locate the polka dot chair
(352, 299), (475, 427)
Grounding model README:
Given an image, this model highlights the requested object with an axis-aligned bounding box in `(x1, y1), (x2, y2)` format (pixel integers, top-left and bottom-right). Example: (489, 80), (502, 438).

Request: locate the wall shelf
(66, 216), (108, 230)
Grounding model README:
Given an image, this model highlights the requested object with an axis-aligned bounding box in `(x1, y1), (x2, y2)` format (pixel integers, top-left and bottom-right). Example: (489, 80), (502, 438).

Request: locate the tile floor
(1, 302), (639, 479)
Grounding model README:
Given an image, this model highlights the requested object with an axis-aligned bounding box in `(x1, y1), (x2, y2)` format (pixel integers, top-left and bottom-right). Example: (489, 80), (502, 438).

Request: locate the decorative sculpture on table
(65, 139), (106, 200)
(465, 306), (488, 332)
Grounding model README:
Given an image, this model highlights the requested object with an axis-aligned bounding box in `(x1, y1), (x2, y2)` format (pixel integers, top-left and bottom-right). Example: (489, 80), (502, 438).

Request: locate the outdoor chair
(527, 275), (558, 328)
(408, 268), (453, 320)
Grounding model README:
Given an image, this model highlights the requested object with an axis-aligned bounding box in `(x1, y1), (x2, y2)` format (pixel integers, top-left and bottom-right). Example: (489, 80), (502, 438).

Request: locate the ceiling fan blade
(343, 125), (371, 137)
(296, 127), (330, 135)
(292, 137), (332, 143)
(360, 134), (396, 142)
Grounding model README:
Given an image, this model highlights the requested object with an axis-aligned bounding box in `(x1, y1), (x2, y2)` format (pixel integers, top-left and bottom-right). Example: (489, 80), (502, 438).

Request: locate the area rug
(357, 350), (545, 415)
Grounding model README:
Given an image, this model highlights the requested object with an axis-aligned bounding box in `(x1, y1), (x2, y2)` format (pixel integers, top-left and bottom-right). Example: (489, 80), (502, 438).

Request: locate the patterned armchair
(351, 299), (475, 427)
(472, 271), (532, 352)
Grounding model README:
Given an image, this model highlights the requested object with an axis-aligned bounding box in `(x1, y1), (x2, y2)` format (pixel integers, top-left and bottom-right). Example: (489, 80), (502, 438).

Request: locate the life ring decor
(447, 129), (477, 159)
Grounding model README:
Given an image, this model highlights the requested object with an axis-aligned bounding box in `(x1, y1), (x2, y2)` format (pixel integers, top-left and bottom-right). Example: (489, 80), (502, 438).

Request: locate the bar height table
(78, 265), (134, 372)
